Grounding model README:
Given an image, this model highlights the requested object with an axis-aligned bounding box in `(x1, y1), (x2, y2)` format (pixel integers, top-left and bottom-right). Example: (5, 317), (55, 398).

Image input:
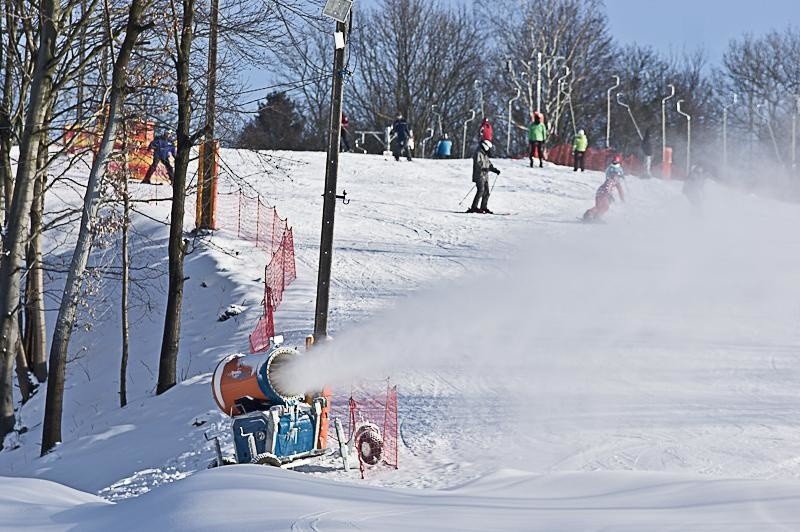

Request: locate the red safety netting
(328, 381), (398, 479)
(546, 144), (660, 177)
(248, 307), (274, 354)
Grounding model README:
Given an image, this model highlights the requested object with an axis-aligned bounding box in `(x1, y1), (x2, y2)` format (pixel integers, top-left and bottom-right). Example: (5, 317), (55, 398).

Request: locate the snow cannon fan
(353, 422), (383, 466)
(211, 346), (329, 466)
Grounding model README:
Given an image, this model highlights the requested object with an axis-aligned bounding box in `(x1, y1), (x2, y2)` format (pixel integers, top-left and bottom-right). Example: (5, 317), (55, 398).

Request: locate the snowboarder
(641, 128), (654, 177)
(583, 155), (625, 222)
(467, 140), (501, 214)
(435, 133), (453, 158)
(143, 131), (176, 184)
(391, 113), (412, 161)
(528, 113), (547, 168)
(573, 128), (588, 172)
(340, 113), (351, 152)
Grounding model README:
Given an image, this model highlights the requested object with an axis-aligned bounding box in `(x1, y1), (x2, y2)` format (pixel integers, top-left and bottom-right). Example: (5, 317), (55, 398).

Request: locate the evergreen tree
(237, 92), (307, 150)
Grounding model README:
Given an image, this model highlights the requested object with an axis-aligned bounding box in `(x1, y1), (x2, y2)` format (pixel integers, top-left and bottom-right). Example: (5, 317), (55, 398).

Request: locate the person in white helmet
(467, 139), (501, 214)
(572, 128), (588, 172)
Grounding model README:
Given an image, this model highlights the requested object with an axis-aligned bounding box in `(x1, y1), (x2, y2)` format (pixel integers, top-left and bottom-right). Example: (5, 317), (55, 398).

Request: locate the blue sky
(605, 0), (797, 64)
(352, 0), (797, 66)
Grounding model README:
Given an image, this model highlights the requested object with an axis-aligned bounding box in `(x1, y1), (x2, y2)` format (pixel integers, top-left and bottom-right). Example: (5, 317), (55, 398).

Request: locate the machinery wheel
(254, 452), (281, 467)
(354, 424), (383, 466)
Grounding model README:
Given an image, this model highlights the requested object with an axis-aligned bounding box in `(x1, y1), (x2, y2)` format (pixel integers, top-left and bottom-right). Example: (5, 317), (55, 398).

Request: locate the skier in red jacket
(479, 117), (493, 142)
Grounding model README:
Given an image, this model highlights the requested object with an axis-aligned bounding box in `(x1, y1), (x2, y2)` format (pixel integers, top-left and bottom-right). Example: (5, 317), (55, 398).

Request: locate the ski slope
(2, 149), (800, 530)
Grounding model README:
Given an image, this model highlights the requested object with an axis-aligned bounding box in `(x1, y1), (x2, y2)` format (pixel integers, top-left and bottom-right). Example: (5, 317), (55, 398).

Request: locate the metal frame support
(461, 109), (476, 159)
(606, 75), (620, 148)
(676, 99), (691, 175)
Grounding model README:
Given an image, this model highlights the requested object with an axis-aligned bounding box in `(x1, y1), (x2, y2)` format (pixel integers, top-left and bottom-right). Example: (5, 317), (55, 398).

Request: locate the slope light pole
(461, 109), (476, 158)
(616, 92), (643, 140)
(661, 83), (676, 157)
(554, 65), (570, 136)
(431, 104), (443, 137)
(793, 95), (799, 171)
(507, 87), (520, 156)
(474, 80), (484, 118)
(676, 99), (691, 175)
(606, 75), (620, 148)
(315, 0), (353, 341)
(722, 92), (738, 172)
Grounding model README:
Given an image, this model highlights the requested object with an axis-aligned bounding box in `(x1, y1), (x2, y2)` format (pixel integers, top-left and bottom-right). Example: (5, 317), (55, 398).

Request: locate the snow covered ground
(2, 149), (800, 530)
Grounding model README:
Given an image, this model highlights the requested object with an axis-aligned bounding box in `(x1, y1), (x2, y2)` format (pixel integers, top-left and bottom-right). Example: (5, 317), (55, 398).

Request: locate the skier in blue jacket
(143, 131), (176, 184)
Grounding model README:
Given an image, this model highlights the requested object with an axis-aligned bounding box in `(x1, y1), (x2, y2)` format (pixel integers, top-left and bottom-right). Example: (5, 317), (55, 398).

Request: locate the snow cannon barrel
(212, 347), (305, 416)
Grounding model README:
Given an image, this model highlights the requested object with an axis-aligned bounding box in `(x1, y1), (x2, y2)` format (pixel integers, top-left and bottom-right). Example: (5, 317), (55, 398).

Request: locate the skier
(683, 163), (706, 213)
(641, 128), (654, 177)
(435, 133), (453, 158)
(479, 117), (494, 156)
(340, 113), (351, 152)
(391, 113), (412, 161)
(573, 128), (588, 172)
(479, 117), (493, 142)
(143, 130), (176, 184)
(583, 155), (625, 222)
(528, 113), (547, 168)
(467, 139), (501, 214)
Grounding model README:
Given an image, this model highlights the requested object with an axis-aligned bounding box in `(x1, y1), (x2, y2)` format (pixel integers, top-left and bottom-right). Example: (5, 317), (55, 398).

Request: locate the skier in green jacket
(528, 113), (547, 168)
(572, 129), (588, 172)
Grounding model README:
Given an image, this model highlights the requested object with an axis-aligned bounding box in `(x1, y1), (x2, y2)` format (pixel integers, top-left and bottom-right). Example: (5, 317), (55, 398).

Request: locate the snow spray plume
(276, 182), (800, 403)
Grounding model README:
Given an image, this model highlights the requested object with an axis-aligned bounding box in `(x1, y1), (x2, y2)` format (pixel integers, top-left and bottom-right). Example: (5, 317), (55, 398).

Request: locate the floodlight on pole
(606, 75), (620, 148)
(462, 109), (476, 159)
(616, 92), (643, 140)
(322, 0), (353, 22)
(676, 99), (691, 176)
(431, 104), (443, 137)
(474, 80), (485, 118)
(553, 65), (570, 136)
(421, 128), (434, 158)
(507, 87), (521, 157)
(792, 95), (799, 171)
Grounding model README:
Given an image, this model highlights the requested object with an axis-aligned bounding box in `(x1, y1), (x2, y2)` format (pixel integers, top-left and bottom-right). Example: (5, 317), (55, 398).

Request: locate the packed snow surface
(2, 149), (800, 530)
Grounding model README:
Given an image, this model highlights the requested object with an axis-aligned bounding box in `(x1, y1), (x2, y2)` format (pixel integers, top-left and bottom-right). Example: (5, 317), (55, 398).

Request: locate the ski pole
(457, 184), (476, 206)
(490, 173), (500, 193)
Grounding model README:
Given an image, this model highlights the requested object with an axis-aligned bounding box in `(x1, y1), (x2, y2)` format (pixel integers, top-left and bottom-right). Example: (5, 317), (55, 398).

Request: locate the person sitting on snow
(583, 155), (625, 222)
(467, 140), (501, 214)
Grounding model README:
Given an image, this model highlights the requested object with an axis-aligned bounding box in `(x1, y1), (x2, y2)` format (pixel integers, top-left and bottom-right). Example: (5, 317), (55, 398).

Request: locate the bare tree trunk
(0, 0), (60, 446)
(156, 0), (195, 395)
(120, 169), (130, 408)
(24, 165), (47, 383)
(41, 0), (150, 455)
(0, 0), (17, 221)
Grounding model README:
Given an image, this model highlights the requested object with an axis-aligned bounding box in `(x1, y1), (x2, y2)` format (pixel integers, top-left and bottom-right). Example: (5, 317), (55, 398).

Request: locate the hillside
(2, 150), (800, 530)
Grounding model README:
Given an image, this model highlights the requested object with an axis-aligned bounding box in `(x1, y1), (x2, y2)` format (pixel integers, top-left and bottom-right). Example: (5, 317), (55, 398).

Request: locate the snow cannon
(211, 346), (329, 465)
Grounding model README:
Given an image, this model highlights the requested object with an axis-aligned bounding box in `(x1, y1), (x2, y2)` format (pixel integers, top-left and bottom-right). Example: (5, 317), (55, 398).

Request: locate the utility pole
(199, 0), (219, 230)
(314, 9), (350, 341)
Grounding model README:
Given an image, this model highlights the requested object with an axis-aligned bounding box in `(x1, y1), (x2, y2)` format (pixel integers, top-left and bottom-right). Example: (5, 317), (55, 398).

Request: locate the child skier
(467, 140), (501, 214)
(528, 113), (547, 168)
(583, 155), (625, 222)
